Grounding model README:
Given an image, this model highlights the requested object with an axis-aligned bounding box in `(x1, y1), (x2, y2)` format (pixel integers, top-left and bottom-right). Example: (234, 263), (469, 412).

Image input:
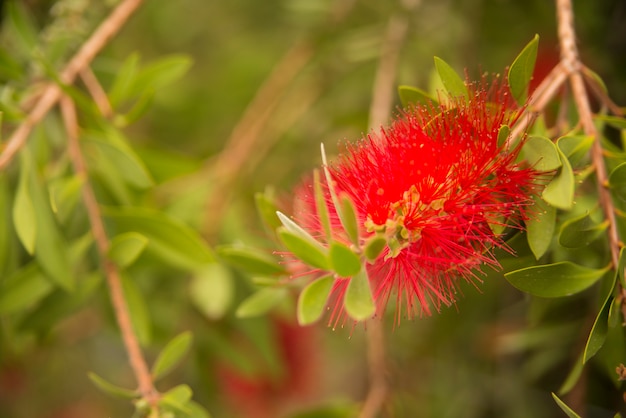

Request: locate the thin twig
(80, 67), (113, 117)
(0, 0), (144, 171)
(60, 95), (159, 407)
(359, 320), (388, 418)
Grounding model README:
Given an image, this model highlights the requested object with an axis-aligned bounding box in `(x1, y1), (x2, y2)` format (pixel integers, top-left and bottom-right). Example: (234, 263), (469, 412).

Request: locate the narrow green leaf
(508, 34), (539, 105)
(0, 264), (54, 314)
(85, 136), (153, 189)
(48, 175), (84, 223)
(329, 241), (361, 277)
(114, 91), (154, 127)
(618, 247), (626, 291)
(28, 154), (73, 291)
(297, 275), (334, 325)
(109, 232), (149, 268)
(397, 85), (435, 107)
(160, 384), (193, 414)
(542, 148), (575, 210)
(189, 263), (234, 320)
(278, 229), (329, 270)
(559, 212), (608, 248)
(6, 2), (38, 53)
(339, 194), (360, 246)
(236, 287), (288, 318)
(344, 269), (375, 321)
(363, 235), (387, 262)
(187, 401), (213, 418)
(520, 135), (562, 171)
(152, 331), (193, 381)
(526, 195), (556, 259)
(583, 295), (612, 363)
(130, 55), (193, 97)
(13, 153), (36, 254)
(88, 372), (137, 399)
(433, 57), (468, 100)
(551, 393), (582, 418)
(557, 135), (593, 167)
(121, 274), (151, 346)
(504, 261), (609, 298)
(0, 175), (10, 274)
(497, 125), (510, 148)
(558, 352), (584, 395)
(216, 245), (285, 276)
(103, 206), (214, 269)
(255, 189), (282, 233)
(608, 162), (626, 201)
(596, 115), (626, 130)
(276, 211), (325, 249)
(313, 169), (332, 239)
(109, 53), (140, 107)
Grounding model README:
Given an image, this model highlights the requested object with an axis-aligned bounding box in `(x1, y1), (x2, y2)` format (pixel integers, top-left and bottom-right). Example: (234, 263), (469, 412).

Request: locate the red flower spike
(293, 76), (539, 326)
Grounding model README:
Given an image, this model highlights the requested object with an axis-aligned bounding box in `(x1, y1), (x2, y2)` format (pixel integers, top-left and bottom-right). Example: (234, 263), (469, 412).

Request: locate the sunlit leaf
(216, 245), (285, 276)
(339, 194), (360, 246)
(297, 275), (334, 325)
(344, 269), (375, 321)
(109, 232), (149, 268)
(313, 169), (331, 239)
(552, 393), (582, 418)
(88, 372), (137, 399)
(433, 56), (468, 100)
(363, 235), (387, 262)
(189, 263), (233, 320)
(505, 261), (609, 297)
(596, 115), (626, 130)
(277, 228), (329, 270)
(108, 52), (140, 107)
(329, 241), (361, 277)
(236, 287), (288, 318)
(152, 331), (193, 381)
(160, 384), (193, 415)
(508, 34), (539, 105)
(398, 85), (435, 107)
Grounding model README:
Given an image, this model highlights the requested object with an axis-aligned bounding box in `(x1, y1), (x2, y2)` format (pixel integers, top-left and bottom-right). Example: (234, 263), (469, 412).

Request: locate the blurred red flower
(294, 77), (539, 325)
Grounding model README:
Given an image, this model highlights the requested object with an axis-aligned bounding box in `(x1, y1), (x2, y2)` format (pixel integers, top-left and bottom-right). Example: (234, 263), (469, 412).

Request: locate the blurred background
(1, 0), (626, 417)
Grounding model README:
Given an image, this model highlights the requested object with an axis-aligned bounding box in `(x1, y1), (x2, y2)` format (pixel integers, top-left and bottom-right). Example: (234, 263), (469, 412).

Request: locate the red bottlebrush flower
(293, 76), (539, 324)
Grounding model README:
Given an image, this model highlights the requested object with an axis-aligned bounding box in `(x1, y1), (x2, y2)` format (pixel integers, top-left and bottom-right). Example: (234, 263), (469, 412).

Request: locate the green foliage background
(0, 0), (625, 417)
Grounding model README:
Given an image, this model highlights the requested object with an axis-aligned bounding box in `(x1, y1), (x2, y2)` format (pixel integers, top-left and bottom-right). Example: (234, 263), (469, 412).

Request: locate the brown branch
(60, 95), (159, 407)
(80, 67), (113, 117)
(0, 0), (144, 171)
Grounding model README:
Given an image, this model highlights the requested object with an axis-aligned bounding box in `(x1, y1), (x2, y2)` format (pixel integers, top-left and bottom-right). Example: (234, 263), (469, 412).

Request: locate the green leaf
(88, 372), (137, 399)
(559, 212), (608, 248)
(108, 232), (149, 268)
(6, 2), (38, 53)
(433, 57), (468, 101)
(216, 245), (285, 276)
(103, 206), (214, 269)
(131, 55), (193, 97)
(583, 295), (612, 363)
(313, 169), (332, 239)
(508, 34), (539, 105)
(397, 85), (435, 107)
(297, 275), (334, 325)
(329, 241), (361, 277)
(363, 235), (387, 262)
(558, 352), (584, 395)
(542, 148), (575, 210)
(0, 264), (54, 314)
(109, 53), (140, 107)
(596, 115), (626, 130)
(255, 189), (282, 233)
(160, 384), (193, 414)
(276, 211), (325, 247)
(551, 393), (582, 418)
(526, 195), (556, 259)
(186, 401), (213, 418)
(497, 125), (510, 148)
(557, 135), (593, 167)
(520, 135), (562, 171)
(339, 194), (360, 246)
(344, 269), (375, 321)
(236, 287), (289, 318)
(13, 153), (36, 254)
(152, 331), (193, 381)
(608, 162), (626, 201)
(277, 228), (329, 270)
(27, 154), (73, 291)
(48, 175), (84, 223)
(504, 261), (609, 298)
(189, 263), (234, 320)
(121, 274), (151, 346)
